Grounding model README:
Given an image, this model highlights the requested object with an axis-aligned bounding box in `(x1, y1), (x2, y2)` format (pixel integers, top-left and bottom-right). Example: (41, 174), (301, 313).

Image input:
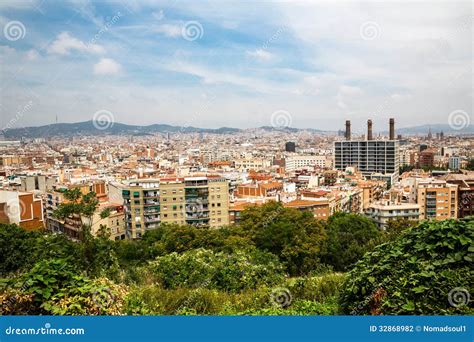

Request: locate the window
(133, 191), (140, 197)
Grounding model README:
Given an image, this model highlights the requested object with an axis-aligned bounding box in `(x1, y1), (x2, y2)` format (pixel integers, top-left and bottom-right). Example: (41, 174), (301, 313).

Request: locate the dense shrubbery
(1, 258), (126, 315)
(1, 202), (470, 316)
(147, 248), (284, 291)
(340, 218), (474, 315)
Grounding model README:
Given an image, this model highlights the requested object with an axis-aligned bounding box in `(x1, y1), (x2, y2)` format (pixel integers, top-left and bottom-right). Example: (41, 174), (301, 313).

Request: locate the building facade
(334, 119), (400, 185)
(123, 176), (230, 239)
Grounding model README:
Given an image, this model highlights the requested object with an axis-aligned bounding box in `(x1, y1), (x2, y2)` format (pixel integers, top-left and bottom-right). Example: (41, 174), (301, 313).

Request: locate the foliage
(340, 218), (474, 315)
(321, 213), (383, 271)
(147, 248), (284, 292)
(238, 201), (326, 275)
(285, 273), (345, 303)
(1, 258), (126, 315)
(384, 218), (418, 240)
(467, 159), (474, 171)
(0, 224), (38, 276)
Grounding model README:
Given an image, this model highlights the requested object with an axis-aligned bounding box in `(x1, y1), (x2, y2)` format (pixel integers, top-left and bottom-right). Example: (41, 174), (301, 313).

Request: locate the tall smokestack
(389, 118), (395, 140)
(367, 119), (373, 140)
(345, 120), (351, 140)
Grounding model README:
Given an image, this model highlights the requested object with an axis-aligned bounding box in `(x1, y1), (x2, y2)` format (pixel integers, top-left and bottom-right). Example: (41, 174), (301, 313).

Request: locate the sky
(0, 0), (472, 131)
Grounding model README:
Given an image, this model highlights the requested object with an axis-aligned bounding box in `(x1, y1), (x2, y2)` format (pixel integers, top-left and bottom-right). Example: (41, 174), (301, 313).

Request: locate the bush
(340, 218), (474, 315)
(286, 272), (345, 302)
(1, 258), (126, 315)
(322, 213), (383, 271)
(147, 248), (284, 292)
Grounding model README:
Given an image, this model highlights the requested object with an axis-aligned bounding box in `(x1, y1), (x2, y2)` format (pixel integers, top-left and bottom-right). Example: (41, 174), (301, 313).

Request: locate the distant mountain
(3, 121), (472, 139)
(3, 121), (242, 138)
(392, 124), (474, 135)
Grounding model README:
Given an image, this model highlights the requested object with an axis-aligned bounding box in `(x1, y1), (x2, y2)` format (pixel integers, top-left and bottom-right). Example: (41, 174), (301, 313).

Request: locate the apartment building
(285, 155), (330, 171)
(44, 181), (123, 240)
(442, 172), (474, 218)
(234, 158), (272, 171)
(0, 190), (44, 230)
(334, 119), (400, 185)
(416, 180), (458, 220)
(366, 202), (421, 229)
(123, 176), (230, 239)
(285, 199), (330, 220)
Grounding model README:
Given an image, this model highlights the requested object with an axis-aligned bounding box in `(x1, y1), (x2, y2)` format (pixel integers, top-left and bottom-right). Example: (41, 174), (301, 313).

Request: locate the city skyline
(1, 0), (472, 131)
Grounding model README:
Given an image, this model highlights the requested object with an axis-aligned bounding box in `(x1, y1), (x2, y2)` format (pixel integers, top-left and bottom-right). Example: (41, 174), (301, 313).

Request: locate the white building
(285, 155), (329, 171)
(365, 201), (421, 229)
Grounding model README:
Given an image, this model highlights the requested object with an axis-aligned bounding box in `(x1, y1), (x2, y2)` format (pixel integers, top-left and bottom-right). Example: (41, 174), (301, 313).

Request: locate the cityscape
(1, 117), (473, 238)
(0, 0), (472, 336)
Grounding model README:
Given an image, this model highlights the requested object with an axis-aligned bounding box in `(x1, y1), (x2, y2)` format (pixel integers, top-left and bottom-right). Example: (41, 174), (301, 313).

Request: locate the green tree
(0, 224), (38, 276)
(52, 189), (118, 277)
(384, 218), (418, 240)
(238, 201), (326, 276)
(321, 213), (382, 271)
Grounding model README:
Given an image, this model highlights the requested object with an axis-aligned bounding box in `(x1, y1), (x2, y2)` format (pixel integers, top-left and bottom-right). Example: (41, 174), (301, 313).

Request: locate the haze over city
(1, 0), (472, 130)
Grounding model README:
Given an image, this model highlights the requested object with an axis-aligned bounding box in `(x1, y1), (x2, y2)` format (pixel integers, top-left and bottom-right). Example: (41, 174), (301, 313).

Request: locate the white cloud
(152, 10), (165, 21)
(246, 49), (274, 61)
(47, 32), (105, 55)
(93, 58), (122, 75)
(25, 49), (39, 61)
(154, 24), (182, 38)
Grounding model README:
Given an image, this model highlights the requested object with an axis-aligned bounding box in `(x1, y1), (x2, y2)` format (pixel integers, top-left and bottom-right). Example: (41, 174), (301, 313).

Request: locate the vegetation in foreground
(0, 199), (472, 315)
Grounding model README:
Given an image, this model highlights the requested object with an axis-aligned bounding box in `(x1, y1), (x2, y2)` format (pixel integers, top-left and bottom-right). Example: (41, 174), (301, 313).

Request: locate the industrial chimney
(345, 120), (351, 140)
(367, 119), (373, 140)
(389, 118), (395, 140)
